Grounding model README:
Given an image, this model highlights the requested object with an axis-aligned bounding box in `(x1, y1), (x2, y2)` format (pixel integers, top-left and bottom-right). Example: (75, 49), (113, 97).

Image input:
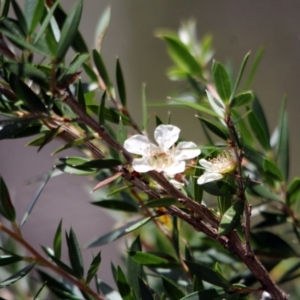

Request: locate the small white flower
(197, 149), (237, 185)
(124, 124), (200, 175)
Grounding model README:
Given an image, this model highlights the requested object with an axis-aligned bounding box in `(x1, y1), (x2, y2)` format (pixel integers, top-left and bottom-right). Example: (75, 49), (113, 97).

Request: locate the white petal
(124, 135), (150, 155)
(154, 125), (180, 151)
(164, 161), (185, 175)
(197, 172), (223, 184)
(132, 157), (154, 173)
(175, 142), (200, 160)
(199, 158), (216, 172)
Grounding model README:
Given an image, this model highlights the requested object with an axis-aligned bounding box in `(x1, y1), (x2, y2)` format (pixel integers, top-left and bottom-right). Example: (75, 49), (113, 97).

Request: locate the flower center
(148, 148), (174, 171)
(210, 150), (236, 174)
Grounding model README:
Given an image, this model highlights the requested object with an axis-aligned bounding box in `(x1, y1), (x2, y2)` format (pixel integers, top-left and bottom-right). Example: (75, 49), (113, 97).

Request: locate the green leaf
(244, 46), (265, 90)
(95, 5), (111, 51)
(180, 290), (219, 300)
(38, 269), (81, 299)
(53, 219), (62, 260)
(252, 231), (296, 258)
(116, 265), (135, 300)
(212, 61), (232, 102)
(172, 217), (180, 258)
(20, 167), (54, 228)
(11, 0), (28, 36)
(197, 116), (228, 140)
(37, 126), (62, 152)
(4, 62), (49, 85)
(218, 199), (244, 236)
(162, 276), (185, 300)
(86, 217), (153, 248)
(116, 58), (126, 106)
(202, 180), (236, 196)
(263, 158), (283, 182)
(0, 255), (23, 266)
(66, 228), (84, 278)
(251, 184), (283, 202)
(287, 178), (300, 206)
(33, 282), (47, 300)
(42, 246), (78, 277)
(144, 197), (177, 208)
(193, 158), (204, 203)
(0, 177), (16, 222)
(86, 252), (101, 284)
(56, 0), (83, 62)
(247, 109), (270, 152)
(158, 35), (202, 76)
(0, 263), (35, 288)
(98, 91), (106, 125)
(138, 277), (154, 300)
(116, 117), (127, 147)
(230, 52), (250, 101)
(0, 28), (50, 56)
(9, 74), (48, 114)
(34, 1), (59, 44)
(92, 199), (138, 212)
(127, 236), (143, 300)
(276, 97), (289, 181)
(185, 260), (230, 288)
(0, 119), (39, 140)
(230, 91), (254, 108)
(253, 211), (287, 229)
(59, 157), (121, 169)
(56, 164), (97, 176)
(93, 49), (112, 90)
(77, 79), (86, 111)
(25, 0), (44, 34)
(1, 0), (10, 17)
(128, 251), (176, 267)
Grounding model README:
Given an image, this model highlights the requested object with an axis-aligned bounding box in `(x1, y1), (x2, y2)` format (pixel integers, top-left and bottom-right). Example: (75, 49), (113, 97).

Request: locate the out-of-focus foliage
(0, 1), (297, 299)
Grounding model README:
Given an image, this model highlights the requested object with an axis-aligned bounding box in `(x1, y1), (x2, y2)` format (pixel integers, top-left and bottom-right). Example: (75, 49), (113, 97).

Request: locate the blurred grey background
(1, 0), (300, 291)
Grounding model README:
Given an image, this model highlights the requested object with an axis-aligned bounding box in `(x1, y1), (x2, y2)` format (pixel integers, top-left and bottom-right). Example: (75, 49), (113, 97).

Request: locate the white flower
(197, 149), (237, 185)
(124, 124), (200, 175)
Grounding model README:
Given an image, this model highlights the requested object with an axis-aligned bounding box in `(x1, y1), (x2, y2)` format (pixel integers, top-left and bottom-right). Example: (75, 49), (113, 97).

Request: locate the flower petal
(197, 172), (223, 185)
(175, 142), (200, 160)
(132, 157), (154, 173)
(164, 161), (185, 175)
(199, 158), (216, 171)
(124, 134), (150, 155)
(154, 124), (180, 151)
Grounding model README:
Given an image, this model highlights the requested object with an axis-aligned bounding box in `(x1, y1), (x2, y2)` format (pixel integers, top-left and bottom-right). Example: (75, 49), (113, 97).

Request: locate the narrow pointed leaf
(66, 228), (84, 278)
(162, 276), (185, 300)
(25, 0), (44, 34)
(287, 178), (300, 206)
(0, 263), (35, 288)
(11, 0), (28, 36)
(212, 61), (232, 102)
(218, 200), (244, 236)
(202, 180), (236, 196)
(34, 1), (59, 43)
(197, 116), (229, 140)
(128, 251), (176, 267)
(9, 74), (48, 113)
(143, 197), (177, 208)
(92, 199), (138, 212)
(93, 49), (112, 90)
(1, 0), (10, 17)
(33, 281), (47, 300)
(77, 79), (86, 111)
(0, 177), (16, 222)
(21, 168), (54, 227)
(86, 252), (101, 284)
(56, 164), (97, 176)
(53, 219), (62, 260)
(116, 58), (126, 106)
(91, 172), (123, 192)
(95, 5), (111, 50)
(86, 217), (153, 248)
(263, 158), (283, 182)
(0, 255), (23, 266)
(98, 91), (106, 125)
(127, 236), (142, 299)
(230, 91), (254, 108)
(116, 265), (135, 300)
(138, 277), (154, 300)
(181, 290), (220, 300)
(276, 97), (289, 181)
(244, 46), (265, 90)
(56, 0), (83, 62)
(185, 260), (230, 288)
(230, 52), (250, 101)
(251, 184), (283, 202)
(116, 117), (127, 146)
